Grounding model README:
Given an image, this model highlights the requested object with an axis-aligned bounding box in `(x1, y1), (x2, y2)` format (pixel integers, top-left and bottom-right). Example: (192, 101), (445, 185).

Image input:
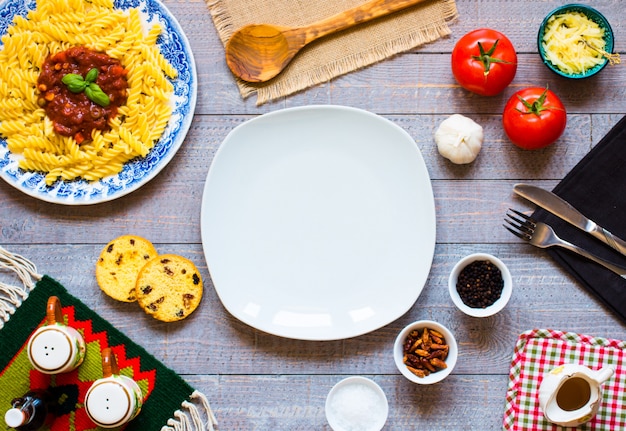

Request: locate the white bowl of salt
(325, 376), (388, 431)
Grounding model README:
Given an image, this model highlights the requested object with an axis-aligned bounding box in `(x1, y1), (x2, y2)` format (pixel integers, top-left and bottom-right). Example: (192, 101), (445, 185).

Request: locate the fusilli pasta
(0, 0), (177, 185)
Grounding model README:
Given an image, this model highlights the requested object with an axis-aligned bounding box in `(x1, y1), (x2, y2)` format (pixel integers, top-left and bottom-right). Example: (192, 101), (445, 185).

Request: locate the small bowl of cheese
(538, 4), (618, 79)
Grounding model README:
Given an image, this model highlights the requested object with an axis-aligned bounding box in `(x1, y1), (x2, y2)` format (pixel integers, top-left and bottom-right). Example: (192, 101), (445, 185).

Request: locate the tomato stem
(472, 39), (513, 76)
(515, 87), (563, 116)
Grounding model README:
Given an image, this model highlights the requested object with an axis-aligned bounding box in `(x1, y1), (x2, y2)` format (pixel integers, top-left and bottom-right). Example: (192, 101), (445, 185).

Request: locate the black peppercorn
(456, 260), (504, 308)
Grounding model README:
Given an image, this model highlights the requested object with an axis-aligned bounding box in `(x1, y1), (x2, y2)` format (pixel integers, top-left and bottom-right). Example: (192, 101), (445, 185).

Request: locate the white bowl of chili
(448, 253), (512, 317)
(393, 320), (458, 384)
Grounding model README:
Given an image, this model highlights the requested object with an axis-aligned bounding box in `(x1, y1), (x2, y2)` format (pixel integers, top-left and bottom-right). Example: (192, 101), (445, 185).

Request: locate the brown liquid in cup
(556, 377), (592, 411)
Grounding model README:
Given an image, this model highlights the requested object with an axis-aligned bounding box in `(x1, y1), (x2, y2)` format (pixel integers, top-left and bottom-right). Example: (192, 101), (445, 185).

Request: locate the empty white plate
(201, 105), (436, 340)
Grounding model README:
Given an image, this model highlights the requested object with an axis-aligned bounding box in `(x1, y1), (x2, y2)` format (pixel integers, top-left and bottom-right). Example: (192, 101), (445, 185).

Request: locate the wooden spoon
(225, 0), (430, 83)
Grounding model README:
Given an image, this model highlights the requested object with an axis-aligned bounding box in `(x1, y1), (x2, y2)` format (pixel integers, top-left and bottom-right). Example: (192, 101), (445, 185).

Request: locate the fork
(504, 209), (626, 278)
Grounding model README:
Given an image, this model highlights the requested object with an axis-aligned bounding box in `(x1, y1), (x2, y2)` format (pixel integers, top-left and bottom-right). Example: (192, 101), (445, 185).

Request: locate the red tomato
(502, 87), (567, 150)
(451, 28), (517, 96)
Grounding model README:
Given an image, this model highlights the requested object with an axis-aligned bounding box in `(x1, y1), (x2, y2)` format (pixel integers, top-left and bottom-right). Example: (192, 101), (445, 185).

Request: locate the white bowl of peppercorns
(448, 253), (512, 317)
(393, 320), (458, 384)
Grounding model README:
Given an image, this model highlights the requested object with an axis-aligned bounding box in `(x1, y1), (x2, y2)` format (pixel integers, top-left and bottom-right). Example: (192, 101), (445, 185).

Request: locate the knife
(513, 183), (626, 257)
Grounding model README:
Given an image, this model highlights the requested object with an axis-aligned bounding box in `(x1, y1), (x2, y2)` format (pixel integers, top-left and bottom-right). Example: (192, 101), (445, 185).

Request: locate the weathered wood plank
(182, 374), (510, 430)
(2, 113), (621, 245)
(2, 243), (623, 378)
(198, 51), (626, 114)
(0, 179), (609, 245)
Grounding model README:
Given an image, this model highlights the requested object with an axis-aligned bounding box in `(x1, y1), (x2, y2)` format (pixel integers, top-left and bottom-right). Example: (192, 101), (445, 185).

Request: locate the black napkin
(531, 115), (626, 322)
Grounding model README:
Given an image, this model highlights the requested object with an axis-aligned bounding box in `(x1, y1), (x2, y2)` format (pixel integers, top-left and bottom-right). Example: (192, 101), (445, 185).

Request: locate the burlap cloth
(206, 0), (458, 105)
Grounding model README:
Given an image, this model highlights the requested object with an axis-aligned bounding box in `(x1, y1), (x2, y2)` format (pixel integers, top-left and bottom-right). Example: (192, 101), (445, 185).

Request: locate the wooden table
(2, 0), (626, 429)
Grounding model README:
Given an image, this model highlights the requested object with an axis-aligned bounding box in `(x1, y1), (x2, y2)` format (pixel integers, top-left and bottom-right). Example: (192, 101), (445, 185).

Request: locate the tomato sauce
(37, 46), (128, 144)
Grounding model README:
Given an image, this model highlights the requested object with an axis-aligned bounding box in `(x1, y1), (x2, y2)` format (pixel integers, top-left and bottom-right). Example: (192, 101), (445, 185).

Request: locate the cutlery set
(505, 183), (626, 277)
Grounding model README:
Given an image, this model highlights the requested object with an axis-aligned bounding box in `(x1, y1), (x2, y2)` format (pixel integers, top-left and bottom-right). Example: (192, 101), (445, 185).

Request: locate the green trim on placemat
(0, 247), (217, 431)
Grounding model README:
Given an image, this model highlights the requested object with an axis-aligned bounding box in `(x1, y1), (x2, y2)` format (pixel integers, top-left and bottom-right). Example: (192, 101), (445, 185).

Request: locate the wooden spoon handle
(300, 0), (430, 44)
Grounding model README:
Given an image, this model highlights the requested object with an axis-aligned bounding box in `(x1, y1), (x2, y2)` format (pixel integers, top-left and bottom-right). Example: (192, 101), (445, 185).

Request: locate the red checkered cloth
(502, 329), (626, 430)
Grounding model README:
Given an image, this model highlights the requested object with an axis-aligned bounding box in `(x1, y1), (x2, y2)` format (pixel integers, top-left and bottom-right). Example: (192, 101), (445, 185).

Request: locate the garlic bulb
(435, 114), (484, 164)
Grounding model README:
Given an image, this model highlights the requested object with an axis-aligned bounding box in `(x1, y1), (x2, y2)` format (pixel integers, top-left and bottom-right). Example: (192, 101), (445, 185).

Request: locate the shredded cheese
(542, 11), (607, 75)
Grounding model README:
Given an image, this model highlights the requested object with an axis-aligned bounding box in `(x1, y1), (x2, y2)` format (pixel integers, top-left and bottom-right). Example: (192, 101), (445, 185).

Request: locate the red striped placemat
(0, 247), (217, 431)
(502, 329), (626, 430)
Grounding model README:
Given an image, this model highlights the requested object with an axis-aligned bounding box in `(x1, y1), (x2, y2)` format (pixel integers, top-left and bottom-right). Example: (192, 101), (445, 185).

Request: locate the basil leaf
(61, 71), (110, 107)
(85, 83), (110, 107)
(85, 68), (98, 84)
(61, 74), (87, 93)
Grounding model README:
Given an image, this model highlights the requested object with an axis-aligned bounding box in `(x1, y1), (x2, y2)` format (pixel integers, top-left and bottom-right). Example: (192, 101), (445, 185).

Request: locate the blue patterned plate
(0, 0), (197, 205)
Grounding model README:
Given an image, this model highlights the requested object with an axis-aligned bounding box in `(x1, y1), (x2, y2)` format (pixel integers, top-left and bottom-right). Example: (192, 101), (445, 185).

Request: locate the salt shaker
(27, 296), (86, 374)
(84, 347), (143, 428)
